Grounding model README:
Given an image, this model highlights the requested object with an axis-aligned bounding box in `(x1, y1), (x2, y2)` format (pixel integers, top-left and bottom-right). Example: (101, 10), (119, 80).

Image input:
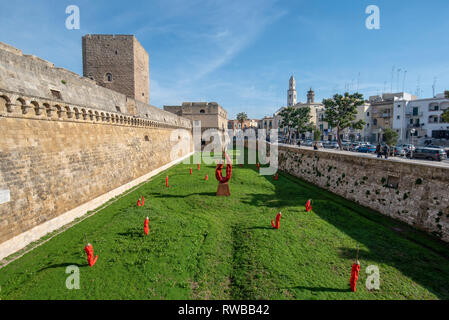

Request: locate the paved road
(275, 143), (449, 169)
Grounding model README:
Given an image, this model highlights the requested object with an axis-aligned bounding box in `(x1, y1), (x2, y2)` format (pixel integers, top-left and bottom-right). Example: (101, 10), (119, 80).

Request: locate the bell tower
(287, 75), (297, 106)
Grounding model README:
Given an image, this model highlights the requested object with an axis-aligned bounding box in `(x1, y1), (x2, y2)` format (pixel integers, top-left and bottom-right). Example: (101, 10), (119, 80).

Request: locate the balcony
(405, 112), (423, 117)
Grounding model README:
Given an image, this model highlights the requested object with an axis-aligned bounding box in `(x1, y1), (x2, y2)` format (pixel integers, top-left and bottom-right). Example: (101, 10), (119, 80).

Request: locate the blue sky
(1, 0), (449, 119)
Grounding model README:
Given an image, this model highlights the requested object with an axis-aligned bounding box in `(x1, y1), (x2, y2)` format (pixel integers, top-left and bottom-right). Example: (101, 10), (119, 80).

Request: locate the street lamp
(410, 128), (416, 158)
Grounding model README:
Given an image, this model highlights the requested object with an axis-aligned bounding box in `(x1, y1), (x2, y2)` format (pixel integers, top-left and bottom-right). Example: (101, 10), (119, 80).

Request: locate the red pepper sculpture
(205, 174), (208, 181)
(166, 176), (169, 188)
(137, 196), (145, 207)
(257, 163), (260, 169)
(273, 173), (279, 181)
(84, 243), (98, 267)
(271, 212), (282, 229)
(197, 163), (200, 170)
(189, 168), (192, 175)
(350, 262), (361, 292)
(215, 162), (232, 183)
(305, 199), (312, 212)
(144, 217), (150, 236)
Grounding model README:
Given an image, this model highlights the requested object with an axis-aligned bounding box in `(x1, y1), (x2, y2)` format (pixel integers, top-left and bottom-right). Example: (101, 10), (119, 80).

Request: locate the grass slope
(1, 152), (449, 300)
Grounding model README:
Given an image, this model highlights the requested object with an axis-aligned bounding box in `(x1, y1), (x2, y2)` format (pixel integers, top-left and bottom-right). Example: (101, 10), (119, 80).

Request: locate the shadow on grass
(239, 156), (449, 299)
(150, 192), (216, 198)
(288, 174), (449, 299)
(291, 286), (350, 293)
(37, 262), (80, 272)
(118, 229), (146, 239)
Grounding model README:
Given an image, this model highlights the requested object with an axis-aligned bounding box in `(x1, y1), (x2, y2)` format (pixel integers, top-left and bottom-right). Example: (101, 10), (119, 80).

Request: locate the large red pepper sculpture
(205, 174), (208, 181)
(305, 199), (312, 212)
(166, 176), (170, 188)
(137, 196), (145, 207)
(257, 163), (260, 169)
(350, 247), (361, 292)
(189, 168), (192, 175)
(144, 217), (150, 236)
(215, 163), (232, 184)
(216, 152), (232, 196)
(271, 212), (282, 229)
(197, 163), (200, 170)
(84, 243), (98, 267)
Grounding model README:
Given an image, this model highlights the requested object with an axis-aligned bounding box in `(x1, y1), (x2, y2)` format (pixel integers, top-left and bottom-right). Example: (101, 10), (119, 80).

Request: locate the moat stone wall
(0, 92), (193, 252)
(276, 145), (449, 242)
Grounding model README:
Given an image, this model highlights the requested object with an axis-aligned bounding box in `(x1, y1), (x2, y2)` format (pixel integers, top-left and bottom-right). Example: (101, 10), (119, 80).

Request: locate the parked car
(399, 144), (416, 152)
(393, 146), (406, 157)
(406, 148), (447, 162)
(324, 141), (339, 149)
(357, 144), (376, 153)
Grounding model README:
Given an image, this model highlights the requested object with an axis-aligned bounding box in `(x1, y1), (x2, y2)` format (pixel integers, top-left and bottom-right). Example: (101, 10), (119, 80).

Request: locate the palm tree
(236, 112), (248, 131)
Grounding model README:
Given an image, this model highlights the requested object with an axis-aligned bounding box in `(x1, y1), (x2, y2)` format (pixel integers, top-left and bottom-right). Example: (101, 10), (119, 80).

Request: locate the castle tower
(82, 34), (150, 104)
(307, 88), (315, 104)
(287, 75), (297, 106)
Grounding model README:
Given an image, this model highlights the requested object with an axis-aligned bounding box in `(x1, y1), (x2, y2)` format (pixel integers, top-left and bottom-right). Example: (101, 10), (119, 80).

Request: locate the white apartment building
(393, 93), (449, 144)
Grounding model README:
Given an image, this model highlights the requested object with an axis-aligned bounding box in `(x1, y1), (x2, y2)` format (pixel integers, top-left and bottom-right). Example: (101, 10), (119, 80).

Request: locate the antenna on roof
(357, 72), (360, 92)
(432, 77), (437, 98)
(396, 68), (402, 92)
(402, 70), (407, 93)
(416, 75), (421, 97)
(390, 66), (395, 93)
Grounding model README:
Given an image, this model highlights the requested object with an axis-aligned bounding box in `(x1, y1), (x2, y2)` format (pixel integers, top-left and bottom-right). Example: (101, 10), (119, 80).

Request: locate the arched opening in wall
(81, 109), (87, 120)
(105, 73), (113, 82)
(0, 95), (10, 113)
(120, 115), (123, 124)
(30, 101), (40, 115)
(43, 103), (52, 117)
(54, 105), (63, 118)
(144, 135), (150, 142)
(115, 115), (119, 123)
(200, 109), (205, 114)
(16, 98), (26, 114)
(95, 111), (100, 121)
(74, 108), (80, 119)
(65, 106), (73, 118)
(100, 112), (105, 121)
(116, 106), (121, 113)
(88, 110), (94, 121)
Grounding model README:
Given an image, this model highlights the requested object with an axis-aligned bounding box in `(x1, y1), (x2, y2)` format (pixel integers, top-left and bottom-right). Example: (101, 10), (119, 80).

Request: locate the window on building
(413, 107), (419, 116)
(50, 90), (62, 100)
(116, 106), (121, 113)
(106, 73), (113, 82)
(142, 93), (145, 96)
(373, 119), (377, 126)
(200, 109), (205, 114)
(397, 116), (400, 120)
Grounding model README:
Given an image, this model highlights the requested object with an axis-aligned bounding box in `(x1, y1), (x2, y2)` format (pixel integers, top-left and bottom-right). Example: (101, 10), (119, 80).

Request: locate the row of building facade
(253, 76), (449, 145)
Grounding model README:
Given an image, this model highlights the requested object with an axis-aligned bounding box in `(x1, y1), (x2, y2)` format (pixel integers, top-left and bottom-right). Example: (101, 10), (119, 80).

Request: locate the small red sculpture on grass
(271, 212), (282, 230)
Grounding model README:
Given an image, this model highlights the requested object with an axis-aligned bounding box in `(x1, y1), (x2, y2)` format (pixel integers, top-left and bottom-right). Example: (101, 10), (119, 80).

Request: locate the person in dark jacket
(376, 144), (382, 158)
(383, 144), (390, 159)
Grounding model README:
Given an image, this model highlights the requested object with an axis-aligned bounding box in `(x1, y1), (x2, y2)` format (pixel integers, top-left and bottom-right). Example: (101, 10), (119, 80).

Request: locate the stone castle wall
(277, 145), (449, 242)
(244, 140), (449, 242)
(0, 42), (193, 257)
(0, 90), (193, 249)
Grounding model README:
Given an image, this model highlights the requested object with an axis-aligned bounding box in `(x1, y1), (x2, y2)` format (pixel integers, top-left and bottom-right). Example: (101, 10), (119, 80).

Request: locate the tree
(279, 107), (313, 144)
(383, 128), (399, 147)
(322, 92), (366, 150)
(442, 109), (449, 124)
(313, 129), (321, 142)
(236, 112), (248, 130)
(444, 90), (449, 99)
